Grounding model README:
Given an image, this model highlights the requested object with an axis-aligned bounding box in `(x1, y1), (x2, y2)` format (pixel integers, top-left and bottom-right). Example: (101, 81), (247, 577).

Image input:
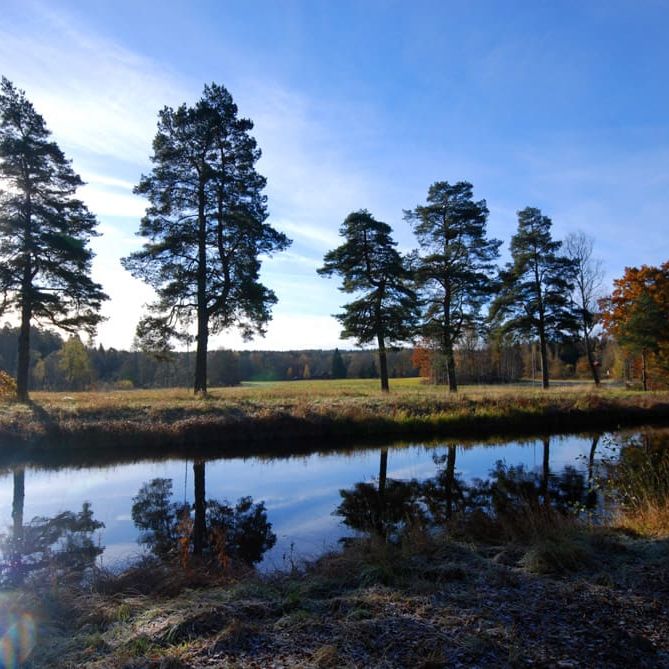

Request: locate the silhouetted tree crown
(122, 82), (291, 394)
(404, 181), (501, 392)
(490, 207), (576, 389)
(318, 209), (419, 392)
(0, 77), (108, 400)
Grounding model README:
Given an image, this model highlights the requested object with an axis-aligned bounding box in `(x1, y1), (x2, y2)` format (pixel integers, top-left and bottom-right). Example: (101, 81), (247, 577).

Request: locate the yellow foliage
(0, 370), (17, 398)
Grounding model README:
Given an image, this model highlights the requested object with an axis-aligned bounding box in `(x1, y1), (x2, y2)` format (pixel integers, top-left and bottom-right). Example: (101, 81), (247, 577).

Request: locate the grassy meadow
(0, 378), (668, 463)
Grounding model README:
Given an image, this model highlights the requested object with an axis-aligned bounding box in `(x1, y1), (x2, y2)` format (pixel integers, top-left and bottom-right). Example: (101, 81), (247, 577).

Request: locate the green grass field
(20, 376), (639, 409)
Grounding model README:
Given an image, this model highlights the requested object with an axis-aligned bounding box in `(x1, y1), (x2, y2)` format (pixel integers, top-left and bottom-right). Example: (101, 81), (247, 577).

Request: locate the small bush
(0, 369), (16, 398)
(520, 533), (593, 574)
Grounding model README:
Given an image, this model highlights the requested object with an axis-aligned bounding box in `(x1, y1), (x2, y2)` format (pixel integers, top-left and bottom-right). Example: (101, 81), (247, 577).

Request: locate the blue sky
(1, 0), (668, 350)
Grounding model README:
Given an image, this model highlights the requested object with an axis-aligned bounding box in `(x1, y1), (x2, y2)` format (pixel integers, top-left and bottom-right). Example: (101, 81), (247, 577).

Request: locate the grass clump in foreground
(11, 492), (669, 669)
(0, 379), (668, 461)
(603, 432), (669, 537)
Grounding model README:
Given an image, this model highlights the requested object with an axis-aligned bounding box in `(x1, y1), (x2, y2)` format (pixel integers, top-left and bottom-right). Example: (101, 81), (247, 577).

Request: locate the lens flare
(0, 613), (36, 668)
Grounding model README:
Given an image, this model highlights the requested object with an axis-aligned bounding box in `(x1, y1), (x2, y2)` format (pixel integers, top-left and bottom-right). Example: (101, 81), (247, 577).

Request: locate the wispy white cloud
(0, 4), (190, 165)
(81, 173), (138, 191)
(263, 250), (322, 271)
(273, 220), (340, 251)
(80, 182), (147, 219)
(240, 84), (379, 241)
(211, 314), (343, 351)
(0, 3), (378, 348)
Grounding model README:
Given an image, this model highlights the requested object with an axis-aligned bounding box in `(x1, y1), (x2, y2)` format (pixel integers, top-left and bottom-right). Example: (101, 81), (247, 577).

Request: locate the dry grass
(12, 518), (669, 669)
(24, 377), (639, 406)
(615, 502), (669, 537)
(0, 380), (668, 465)
(607, 438), (669, 537)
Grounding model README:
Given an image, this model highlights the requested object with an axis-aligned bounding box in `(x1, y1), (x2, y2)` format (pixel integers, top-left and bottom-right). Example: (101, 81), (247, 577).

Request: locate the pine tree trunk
(377, 333), (389, 393)
(12, 468), (24, 544)
(446, 349), (458, 393)
(12, 468), (25, 580)
(378, 449), (388, 496)
(194, 187), (208, 394)
(533, 258), (550, 390)
(586, 435), (599, 508)
(445, 445), (456, 520)
(441, 290), (458, 392)
(542, 438), (551, 508)
(16, 298), (31, 402)
(16, 188), (33, 402)
(538, 327), (550, 389)
(192, 460), (206, 556)
(641, 349), (648, 391)
(194, 320), (208, 394)
(376, 449), (388, 535)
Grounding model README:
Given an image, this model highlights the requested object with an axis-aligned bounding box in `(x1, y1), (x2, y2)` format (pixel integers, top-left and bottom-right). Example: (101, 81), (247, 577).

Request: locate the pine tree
(318, 210), (418, 392)
(0, 78), (107, 400)
(122, 83), (291, 394)
(404, 181), (501, 392)
(490, 207), (577, 389)
(331, 348), (347, 379)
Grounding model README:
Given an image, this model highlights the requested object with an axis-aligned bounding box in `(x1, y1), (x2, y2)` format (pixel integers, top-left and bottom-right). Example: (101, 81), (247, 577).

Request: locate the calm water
(0, 431), (623, 573)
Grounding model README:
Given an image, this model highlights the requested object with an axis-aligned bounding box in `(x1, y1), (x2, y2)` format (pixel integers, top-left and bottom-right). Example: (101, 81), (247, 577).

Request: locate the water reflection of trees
(1, 468), (104, 586)
(131, 462), (276, 567)
(335, 439), (600, 537)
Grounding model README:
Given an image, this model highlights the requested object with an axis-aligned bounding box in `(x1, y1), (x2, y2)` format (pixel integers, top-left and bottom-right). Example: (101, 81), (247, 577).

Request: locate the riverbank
(1, 380), (669, 464)
(12, 512), (669, 668)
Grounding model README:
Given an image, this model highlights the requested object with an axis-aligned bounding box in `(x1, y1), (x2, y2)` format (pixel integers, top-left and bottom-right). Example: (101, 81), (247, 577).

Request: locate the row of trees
(1, 76), (667, 399)
(321, 183), (668, 392)
(0, 78), (291, 400)
(0, 325), (422, 391)
(0, 322), (635, 392)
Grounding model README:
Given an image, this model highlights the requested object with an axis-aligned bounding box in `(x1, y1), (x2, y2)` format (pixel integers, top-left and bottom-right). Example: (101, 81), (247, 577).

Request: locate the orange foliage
(600, 262), (669, 387)
(411, 344), (433, 378)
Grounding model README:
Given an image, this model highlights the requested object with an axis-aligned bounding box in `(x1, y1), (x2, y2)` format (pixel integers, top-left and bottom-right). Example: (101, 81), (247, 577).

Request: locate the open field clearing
(0, 379), (667, 463)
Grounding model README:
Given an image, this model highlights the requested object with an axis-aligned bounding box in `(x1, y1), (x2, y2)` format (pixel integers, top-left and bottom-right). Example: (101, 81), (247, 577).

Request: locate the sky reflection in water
(0, 434), (602, 570)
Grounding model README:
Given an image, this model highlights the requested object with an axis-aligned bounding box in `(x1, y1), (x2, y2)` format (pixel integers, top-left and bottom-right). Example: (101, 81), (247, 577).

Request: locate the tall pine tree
(318, 210), (418, 392)
(0, 78), (107, 400)
(122, 83), (291, 394)
(490, 207), (576, 389)
(404, 181), (501, 392)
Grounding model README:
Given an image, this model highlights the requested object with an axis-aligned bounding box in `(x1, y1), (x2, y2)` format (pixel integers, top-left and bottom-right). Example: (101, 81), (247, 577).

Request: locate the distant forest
(0, 324), (626, 392)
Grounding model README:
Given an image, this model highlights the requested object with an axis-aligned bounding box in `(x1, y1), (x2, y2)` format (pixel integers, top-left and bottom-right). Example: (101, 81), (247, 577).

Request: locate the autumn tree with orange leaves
(599, 262), (669, 390)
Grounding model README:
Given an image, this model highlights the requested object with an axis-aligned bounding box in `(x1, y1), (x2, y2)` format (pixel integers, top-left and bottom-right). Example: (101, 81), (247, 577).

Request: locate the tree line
(0, 325), (423, 390)
(1, 76), (667, 400)
(0, 323), (633, 392)
(319, 185), (668, 392)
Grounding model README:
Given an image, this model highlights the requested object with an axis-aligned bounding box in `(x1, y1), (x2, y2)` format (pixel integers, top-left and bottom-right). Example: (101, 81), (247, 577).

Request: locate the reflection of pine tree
(0, 494), (104, 585)
(131, 477), (276, 566)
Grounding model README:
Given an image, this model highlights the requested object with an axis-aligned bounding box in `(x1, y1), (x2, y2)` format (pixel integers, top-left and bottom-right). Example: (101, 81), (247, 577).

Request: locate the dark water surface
(0, 429), (662, 576)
